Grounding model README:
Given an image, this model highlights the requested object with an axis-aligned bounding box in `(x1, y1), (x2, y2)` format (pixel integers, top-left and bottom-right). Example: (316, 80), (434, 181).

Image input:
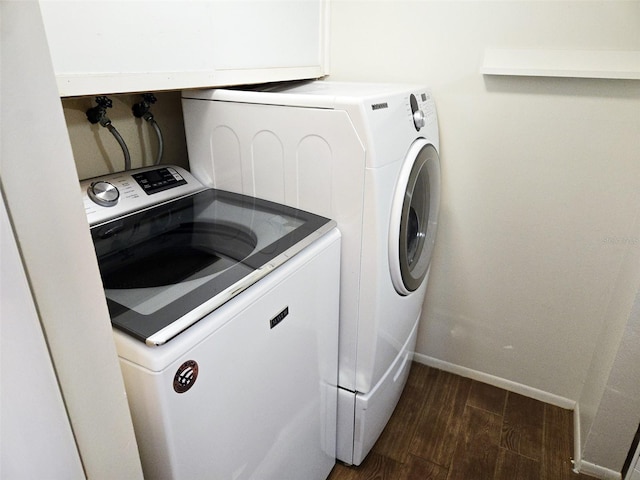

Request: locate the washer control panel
(81, 165), (205, 226)
(131, 167), (187, 195)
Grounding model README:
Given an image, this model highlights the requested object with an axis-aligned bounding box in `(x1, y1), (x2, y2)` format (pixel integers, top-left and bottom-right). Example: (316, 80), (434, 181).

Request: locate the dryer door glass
(389, 141), (440, 295)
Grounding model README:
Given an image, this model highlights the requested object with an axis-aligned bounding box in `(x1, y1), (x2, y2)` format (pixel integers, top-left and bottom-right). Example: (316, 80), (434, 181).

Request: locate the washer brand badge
(173, 360), (198, 394)
(371, 102), (388, 111)
(270, 306), (289, 329)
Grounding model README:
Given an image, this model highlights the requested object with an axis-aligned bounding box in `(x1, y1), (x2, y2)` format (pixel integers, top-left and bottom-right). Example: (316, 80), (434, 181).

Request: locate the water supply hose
(133, 94), (164, 165)
(86, 96), (132, 171)
(145, 114), (164, 165)
(104, 121), (131, 171)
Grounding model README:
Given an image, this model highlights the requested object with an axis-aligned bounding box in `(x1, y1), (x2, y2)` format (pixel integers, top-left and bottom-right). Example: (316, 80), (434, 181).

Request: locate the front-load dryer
(182, 81), (441, 465)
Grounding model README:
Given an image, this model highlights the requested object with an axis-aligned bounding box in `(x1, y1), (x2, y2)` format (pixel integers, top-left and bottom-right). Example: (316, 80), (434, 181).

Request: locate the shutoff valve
(132, 93), (157, 121)
(86, 96), (114, 126)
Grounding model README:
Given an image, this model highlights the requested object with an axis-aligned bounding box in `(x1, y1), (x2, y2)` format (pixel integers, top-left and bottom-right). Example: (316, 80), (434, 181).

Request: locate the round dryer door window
(389, 139), (441, 295)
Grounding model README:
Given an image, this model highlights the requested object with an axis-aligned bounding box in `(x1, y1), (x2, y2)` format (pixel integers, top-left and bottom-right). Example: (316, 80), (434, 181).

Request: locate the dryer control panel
(81, 165), (205, 226)
(409, 94), (425, 130)
(409, 91), (436, 132)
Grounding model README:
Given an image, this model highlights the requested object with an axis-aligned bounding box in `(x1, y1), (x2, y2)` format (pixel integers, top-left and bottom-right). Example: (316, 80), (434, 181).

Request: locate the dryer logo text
(371, 102), (388, 111)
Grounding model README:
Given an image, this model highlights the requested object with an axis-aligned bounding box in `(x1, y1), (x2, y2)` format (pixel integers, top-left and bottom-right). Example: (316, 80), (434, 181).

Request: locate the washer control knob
(413, 109), (426, 130)
(88, 181), (120, 207)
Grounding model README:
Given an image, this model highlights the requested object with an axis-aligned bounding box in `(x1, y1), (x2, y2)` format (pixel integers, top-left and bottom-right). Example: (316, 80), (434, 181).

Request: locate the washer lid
(389, 139), (441, 295)
(91, 189), (335, 345)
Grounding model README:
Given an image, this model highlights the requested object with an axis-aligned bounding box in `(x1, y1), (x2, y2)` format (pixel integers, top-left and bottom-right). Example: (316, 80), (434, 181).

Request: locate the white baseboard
(573, 405), (583, 473)
(412, 353), (623, 479)
(576, 460), (622, 480)
(412, 353), (576, 409)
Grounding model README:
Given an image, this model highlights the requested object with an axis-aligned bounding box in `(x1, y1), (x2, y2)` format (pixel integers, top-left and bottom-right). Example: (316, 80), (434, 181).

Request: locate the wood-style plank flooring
(328, 363), (597, 480)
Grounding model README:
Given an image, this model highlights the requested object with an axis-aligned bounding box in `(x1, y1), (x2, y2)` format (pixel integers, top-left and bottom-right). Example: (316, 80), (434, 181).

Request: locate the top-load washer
(81, 165), (341, 479)
(182, 80), (441, 465)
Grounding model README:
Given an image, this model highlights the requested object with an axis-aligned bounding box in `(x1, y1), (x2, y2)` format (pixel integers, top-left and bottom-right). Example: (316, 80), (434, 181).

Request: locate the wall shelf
(481, 49), (640, 80)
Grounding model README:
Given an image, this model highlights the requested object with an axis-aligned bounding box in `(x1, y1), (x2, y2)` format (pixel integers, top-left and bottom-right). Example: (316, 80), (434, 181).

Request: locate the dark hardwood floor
(328, 362), (597, 480)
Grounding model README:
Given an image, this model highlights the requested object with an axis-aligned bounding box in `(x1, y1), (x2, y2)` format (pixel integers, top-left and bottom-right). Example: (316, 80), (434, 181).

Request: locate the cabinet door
(39, 1), (329, 96)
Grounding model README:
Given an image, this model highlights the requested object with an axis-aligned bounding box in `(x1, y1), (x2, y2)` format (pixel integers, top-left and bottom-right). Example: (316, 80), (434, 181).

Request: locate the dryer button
(410, 93), (425, 131)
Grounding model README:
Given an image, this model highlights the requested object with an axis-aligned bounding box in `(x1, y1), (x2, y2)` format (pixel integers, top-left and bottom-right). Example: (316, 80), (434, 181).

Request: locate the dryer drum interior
(392, 142), (440, 294)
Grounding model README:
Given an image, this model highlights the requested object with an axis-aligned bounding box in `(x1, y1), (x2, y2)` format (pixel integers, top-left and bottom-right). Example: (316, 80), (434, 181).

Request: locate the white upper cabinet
(39, 1), (329, 97)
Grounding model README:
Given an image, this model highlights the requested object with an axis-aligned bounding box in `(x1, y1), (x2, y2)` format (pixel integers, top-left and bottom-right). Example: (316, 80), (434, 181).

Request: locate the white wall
(330, 0), (640, 472)
(580, 281), (640, 474)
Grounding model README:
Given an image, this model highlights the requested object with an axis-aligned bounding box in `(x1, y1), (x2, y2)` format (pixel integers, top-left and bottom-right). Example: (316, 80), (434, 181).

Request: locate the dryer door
(389, 139), (440, 295)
